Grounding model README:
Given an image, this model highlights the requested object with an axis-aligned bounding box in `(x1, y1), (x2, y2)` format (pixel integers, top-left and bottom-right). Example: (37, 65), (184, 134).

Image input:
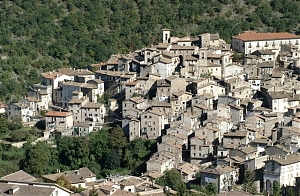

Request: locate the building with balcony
(45, 110), (73, 131)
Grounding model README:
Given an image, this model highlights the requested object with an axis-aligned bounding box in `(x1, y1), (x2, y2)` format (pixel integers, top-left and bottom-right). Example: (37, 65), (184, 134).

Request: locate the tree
(56, 136), (90, 169)
(205, 183), (217, 195)
(89, 186), (99, 196)
(23, 142), (58, 176)
(103, 149), (120, 170)
(286, 187), (295, 196)
(242, 170), (258, 195)
(89, 129), (109, 163)
(156, 169), (186, 196)
(108, 125), (127, 156)
(56, 175), (72, 190)
(272, 181), (281, 196)
(232, 52), (244, 63)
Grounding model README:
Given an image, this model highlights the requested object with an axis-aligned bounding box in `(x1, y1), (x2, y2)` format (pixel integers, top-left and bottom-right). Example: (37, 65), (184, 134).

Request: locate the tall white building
(232, 31), (300, 55)
(264, 154), (300, 192)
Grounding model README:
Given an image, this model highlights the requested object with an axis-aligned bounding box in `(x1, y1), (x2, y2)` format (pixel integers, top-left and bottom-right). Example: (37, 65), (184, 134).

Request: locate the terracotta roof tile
(233, 30), (300, 41)
(46, 110), (72, 117)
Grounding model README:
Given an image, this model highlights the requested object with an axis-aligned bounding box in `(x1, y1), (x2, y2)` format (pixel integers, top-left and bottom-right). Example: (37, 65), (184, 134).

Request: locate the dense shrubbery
(0, 125), (156, 178)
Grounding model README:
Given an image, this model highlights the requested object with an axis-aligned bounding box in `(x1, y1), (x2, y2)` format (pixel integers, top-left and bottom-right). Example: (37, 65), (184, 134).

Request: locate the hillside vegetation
(0, 0), (300, 101)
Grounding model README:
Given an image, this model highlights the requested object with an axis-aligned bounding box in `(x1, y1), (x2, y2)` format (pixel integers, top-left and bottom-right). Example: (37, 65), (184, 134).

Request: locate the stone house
(68, 91), (89, 122)
(122, 97), (148, 118)
(122, 115), (141, 141)
(247, 75), (261, 91)
(190, 136), (213, 165)
(18, 97), (44, 117)
(182, 113), (200, 130)
(124, 80), (139, 100)
(207, 117), (233, 140)
(257, 61), (275, 81)
(217, 104), (231, 119)
(281, 43), (300, 58)
(228, 103), (244, 125)
(59, 81), (102, 108)
(152, 54), (180, 79)
(45, 110), (73, 132)
(140, 110), (164, 139)
(156, 75), (187, 100)
(195, 126), (219, 144)
(80, 102), (105, 123)
(224, 78), (252, 99)
(177, 162), (199, 182)
(40, 71), (72, 91)
(170, 91), (192, 115)
(166, 126), (193, 137)
(264, 144), (292, 156)
(95, 70), (136, 96)
(223, 63), (244, 79)
(270, 70), (285, 86)
(252, 49), (276, 62)
(157, 140), (182, 163)
(73, 122), (95, 136)
(264, 154), (300, 192)
(265, 91), (289, 113)
(229, 146), (258, 161)
(146, 151), (177, 174)
(161, 133), (188, 149)
(223, 131), (249, 146)
(195, 83), (226, 100)
(200, 165), (238, 193)
(42, 167), (96, 189)
(7, 103), (33, 123)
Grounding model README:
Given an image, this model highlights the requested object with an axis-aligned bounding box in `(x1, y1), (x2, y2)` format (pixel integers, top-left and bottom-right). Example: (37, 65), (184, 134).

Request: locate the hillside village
(3, 29), (300, 195)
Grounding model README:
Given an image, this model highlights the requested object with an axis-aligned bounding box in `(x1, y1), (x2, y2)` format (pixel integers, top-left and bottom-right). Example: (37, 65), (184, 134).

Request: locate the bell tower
(161, 28), (170, 43)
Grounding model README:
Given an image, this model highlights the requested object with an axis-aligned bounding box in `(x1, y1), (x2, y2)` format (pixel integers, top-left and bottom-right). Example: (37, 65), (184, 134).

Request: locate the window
(145, 121), (147, 125)
(145, 115), (147, 118)
(199, 146), (202, 150)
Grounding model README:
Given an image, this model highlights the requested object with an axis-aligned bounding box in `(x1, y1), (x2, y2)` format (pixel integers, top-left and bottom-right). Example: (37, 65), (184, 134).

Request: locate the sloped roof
(0, 170), (37, 182)
(233, 30), (300, 41)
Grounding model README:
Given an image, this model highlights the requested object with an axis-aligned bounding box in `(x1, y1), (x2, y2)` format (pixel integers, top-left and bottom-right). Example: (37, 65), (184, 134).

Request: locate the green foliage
(123, 138), (156, 170)
(108, 125), (127, 156)
(205, 183), (217, 195)
(156, 169), (186, 196)
(89, 186), (99, 196)
(189, 184), (204, 192)
(97, 93), (109, 105)
(0, 144), (25, 177)
(56, 136), (90, 170)
(23, 141), (58, 176)
(272, 181), (281, 196)
(103, 149), (120, 170)
(200, 71), (212, 78)
(242, 170), (258, 195)
(286, 187), (295, 196)
(56, 175), (72, 190)
(40, 110), (47, 117)
(232, 53), (244, 63)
